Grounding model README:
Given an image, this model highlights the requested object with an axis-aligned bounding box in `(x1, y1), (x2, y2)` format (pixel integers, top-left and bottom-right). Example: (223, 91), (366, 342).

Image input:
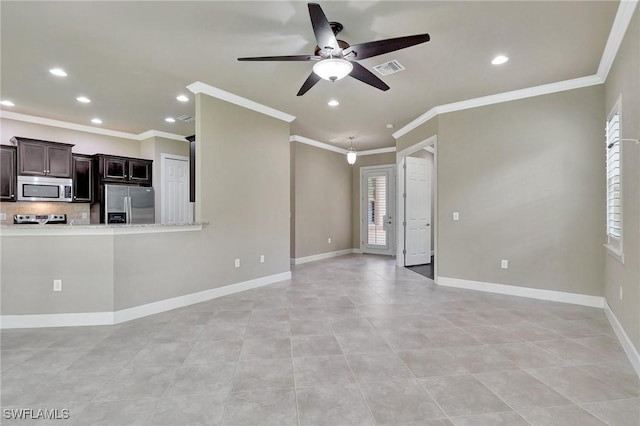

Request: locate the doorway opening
(360, 164), (396, 256)
(397, 135), (437, 281)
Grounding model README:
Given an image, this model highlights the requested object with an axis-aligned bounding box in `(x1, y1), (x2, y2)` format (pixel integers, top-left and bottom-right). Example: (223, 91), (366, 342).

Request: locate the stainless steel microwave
(17, 176), (73, 202)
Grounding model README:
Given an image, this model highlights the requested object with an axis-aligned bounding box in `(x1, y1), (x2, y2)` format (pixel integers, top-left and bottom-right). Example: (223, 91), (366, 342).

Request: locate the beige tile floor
(1, 254), (638, 425)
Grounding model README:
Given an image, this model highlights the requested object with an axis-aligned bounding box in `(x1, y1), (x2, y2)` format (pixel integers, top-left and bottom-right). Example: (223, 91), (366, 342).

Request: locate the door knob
(426, 223), (430, 227)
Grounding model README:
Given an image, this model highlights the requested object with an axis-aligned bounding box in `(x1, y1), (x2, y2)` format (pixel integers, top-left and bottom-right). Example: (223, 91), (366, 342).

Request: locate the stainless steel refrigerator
(104, 184), (155, 224)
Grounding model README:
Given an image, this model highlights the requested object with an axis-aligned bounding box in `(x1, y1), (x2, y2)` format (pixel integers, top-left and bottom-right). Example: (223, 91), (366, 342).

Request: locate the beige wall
(351, 152), (396, 249)
(404, 85), (606, 297)
(1, 117), (141, 157)
(195, 93), (291, 286)
(604, 8), (640, 351)
(1, 235), (115, 314)
(292, 142), (352, 259)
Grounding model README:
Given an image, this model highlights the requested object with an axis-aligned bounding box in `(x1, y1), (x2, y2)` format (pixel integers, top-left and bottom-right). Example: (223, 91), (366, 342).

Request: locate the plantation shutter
(606, 110), (621, 245)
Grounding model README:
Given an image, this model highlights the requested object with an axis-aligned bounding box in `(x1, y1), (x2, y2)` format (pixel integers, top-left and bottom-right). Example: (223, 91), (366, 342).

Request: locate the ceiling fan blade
(348, 62), (390, 91)
(297, 71), (322, 96)
(344, 34), (430, 60)
(308, 3), (339, 51)
(238, 55), (321, 61)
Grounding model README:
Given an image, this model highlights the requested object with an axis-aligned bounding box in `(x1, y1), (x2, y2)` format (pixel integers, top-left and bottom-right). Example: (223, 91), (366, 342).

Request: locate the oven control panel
(14, 214), (67, 224)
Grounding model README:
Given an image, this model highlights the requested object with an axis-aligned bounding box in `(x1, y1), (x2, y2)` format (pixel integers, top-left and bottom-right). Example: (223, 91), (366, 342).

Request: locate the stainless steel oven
(17, 176), (73, 202)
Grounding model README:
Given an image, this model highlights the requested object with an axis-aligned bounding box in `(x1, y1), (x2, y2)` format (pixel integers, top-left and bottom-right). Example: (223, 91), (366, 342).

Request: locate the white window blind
(367, 176), (387, 246)
(606, 108), (621, 249)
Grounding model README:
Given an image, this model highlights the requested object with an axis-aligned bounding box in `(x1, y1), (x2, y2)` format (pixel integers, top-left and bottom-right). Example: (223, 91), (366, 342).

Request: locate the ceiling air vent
(176, 115), (195, 123)
(372, 59), (405, 76)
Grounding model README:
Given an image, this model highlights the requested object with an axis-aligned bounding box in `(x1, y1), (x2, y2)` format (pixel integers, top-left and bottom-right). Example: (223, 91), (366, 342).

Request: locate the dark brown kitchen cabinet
(72, 154), (93, 203)
(12, 137), (73, 178)
(186, 135), (195, 202)
(0, 145), (17, 201)
(95, 154), (152, 186)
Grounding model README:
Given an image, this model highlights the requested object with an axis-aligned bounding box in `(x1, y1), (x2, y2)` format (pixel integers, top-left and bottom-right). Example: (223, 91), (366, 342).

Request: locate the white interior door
(361, 166), (396, 255)
(162, 156), (190, 224)
(405, 156), (431, 265)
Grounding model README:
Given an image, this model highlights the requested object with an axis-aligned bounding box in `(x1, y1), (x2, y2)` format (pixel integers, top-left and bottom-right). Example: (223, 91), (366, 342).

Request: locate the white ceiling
(0, 1), (618, 150)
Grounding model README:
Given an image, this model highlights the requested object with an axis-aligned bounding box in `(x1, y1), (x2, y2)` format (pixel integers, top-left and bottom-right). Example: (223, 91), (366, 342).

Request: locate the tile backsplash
(0, 202), (90, 225)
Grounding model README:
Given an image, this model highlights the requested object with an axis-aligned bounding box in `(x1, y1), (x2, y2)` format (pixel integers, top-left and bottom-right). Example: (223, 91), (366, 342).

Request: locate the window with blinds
(606, 106), (621, 250)
(367, 176), (387, 246)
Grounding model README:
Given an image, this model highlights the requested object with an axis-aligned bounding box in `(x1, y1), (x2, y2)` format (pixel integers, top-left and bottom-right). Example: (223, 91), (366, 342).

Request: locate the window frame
(605, 96), (624, 263)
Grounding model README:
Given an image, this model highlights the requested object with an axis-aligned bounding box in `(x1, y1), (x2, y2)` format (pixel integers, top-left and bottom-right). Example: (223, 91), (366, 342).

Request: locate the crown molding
(137, 129), (188, 142)
(394, 0), (637, 141)
(0, 110), (187, 142)
(290, 135), (396, 156)
(359, 147), (396, 156)
(597, 0), (638, 81)
(290, 135), (347, 154)
(187, 81), (296, 123)
(393, 74), (603, 140)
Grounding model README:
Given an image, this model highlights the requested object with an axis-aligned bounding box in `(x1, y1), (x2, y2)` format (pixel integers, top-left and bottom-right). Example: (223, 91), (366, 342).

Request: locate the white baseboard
(0, 312), (114, 329)
(437, 276), (605, 308)
(293, 249), (356, 265)
(0, 271), (291, 329)
(604, 301), (640, 378)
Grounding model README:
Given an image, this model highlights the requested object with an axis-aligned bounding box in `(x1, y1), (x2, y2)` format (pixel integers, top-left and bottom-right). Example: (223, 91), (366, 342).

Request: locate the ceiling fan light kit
(313, 58), (353, 81)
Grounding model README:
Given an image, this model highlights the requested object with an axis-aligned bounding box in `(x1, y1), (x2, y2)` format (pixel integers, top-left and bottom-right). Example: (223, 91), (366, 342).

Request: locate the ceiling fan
(238, 3), (430, 96)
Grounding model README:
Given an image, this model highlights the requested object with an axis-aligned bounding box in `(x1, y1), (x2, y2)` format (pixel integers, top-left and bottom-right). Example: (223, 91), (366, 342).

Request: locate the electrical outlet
(53, 279), (62, 292)
(501, 259), (509, 269)
(452, 212), (459, 221)
(234, 259), (240, 268)
(260, 255), (265, 263)
(0, 213), (6, 221)
(82, 212), (88, 219)
(619, 286), (623, 300)
(328, 238), (331, 244)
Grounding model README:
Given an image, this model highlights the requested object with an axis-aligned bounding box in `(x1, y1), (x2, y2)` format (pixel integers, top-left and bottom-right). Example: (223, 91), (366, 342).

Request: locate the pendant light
(346, 136), (357, 165)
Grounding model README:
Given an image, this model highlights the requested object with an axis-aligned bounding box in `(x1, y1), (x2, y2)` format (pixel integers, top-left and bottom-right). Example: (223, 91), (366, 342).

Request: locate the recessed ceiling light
(49, 68), (67, 77)
(0, 100), (15, 107)
(76, 96), (91, 103)
(386, 124), (395, 129)
(491, 55), (509, 65)
(91, 118), (103, 124)
(165, 117), (176, 123)
(176, 95), (189, 102)
(328, 100), (339, 107)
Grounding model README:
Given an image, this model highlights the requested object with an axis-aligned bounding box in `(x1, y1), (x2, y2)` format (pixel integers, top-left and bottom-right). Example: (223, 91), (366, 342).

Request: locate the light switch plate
(0, 213), (6, 221)
(234, 259), (240, 268)
(53, 279), (62, 292)
(501, 260), (509, 269)
(453, 212), (459, 221)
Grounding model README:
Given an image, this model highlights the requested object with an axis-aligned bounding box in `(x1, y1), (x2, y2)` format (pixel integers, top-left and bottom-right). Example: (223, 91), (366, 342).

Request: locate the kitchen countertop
(0, 222), (205, 236)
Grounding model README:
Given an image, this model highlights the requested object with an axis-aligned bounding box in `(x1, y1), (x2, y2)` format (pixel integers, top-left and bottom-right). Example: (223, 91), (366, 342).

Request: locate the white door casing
(161, 154), (191, 225)
(361, 165), (396, 255)
(405, 156), (431, 266)
(396, 134), (437, 281)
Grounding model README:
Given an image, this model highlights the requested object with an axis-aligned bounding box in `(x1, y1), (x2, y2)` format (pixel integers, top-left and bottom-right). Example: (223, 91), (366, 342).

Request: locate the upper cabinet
(0, 145), (17, 201)
(96, 154), (152, 186)
(12, 137), (73, 178)
(72, 154), (93, 203)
